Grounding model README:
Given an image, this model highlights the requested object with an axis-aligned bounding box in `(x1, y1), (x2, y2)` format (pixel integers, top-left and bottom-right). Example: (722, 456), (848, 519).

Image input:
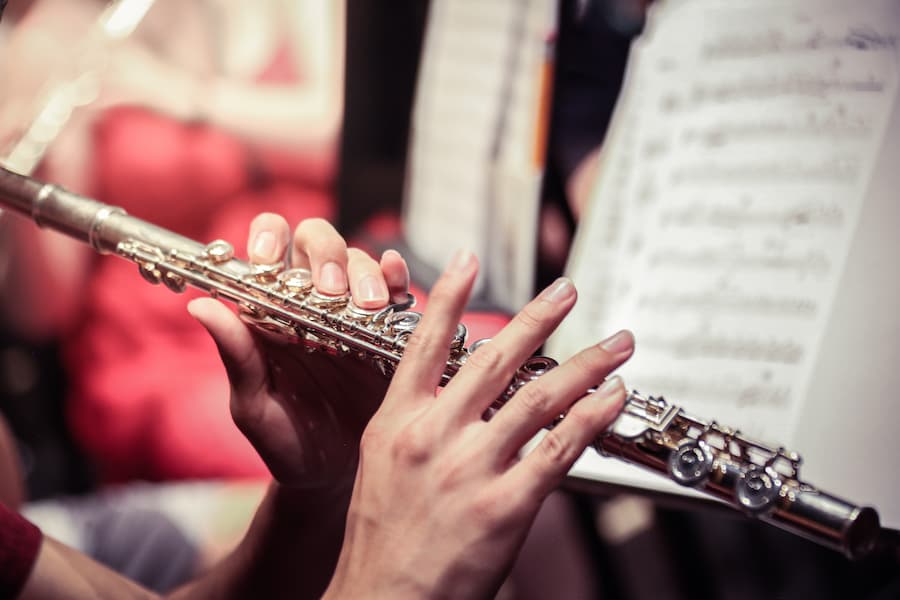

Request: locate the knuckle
(428, 276), (459, 305)
(560, 407), (592, 435)
(538, 429), (576, 470)
(230, 396), (264, 434)
(295, 219), (346, 252)
(513, 304), (544, 331)
(571, 344), (612, 376)
(464, 343), (504, 373)
(515, 381), (553, 418)
(346, 248), (383, 289)
(295, 216), (331, 234)
(391, 425), (432, 465)
(249, 211), (283, 231)
(359, 424), (386, 457)
(435, 457), (467, 493)
(346, 247), (375, 264)
(402, 328), (437, 356)
(468, 490), (506, 529)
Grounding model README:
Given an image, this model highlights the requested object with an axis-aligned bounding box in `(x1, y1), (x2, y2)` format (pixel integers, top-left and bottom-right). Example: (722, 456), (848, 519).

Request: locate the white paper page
(552, 0), (900, 523)
(486, 0), (556, 312)
(791, 65), (900, 529)
(403, 0), (555, 312)
(404, 0), (520, 287)
(618, 1), (898, 440)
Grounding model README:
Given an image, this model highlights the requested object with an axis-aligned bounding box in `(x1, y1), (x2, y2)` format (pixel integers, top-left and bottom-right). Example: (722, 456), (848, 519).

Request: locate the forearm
(169, 481), (350, 600)
(19, 537), (157, 600)
(200, 80), (342, 151)
(108, 0), (345, 151)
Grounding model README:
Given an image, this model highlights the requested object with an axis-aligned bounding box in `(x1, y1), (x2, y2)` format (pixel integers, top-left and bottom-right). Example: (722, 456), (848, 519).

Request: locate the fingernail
(595, 375), (624, 399)
(447, 249), (474, 272)
(539, 277), (575, 303)
(252, 231), (277, 262)
(357, 274), (388, 303)
(319, 262), (347, 293)
(382, 248), (401, 261)
(600, 330), (634, 354)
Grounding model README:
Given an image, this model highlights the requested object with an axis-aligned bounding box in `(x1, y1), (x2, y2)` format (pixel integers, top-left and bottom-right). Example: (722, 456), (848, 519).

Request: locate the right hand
(324, 251), (634, 599)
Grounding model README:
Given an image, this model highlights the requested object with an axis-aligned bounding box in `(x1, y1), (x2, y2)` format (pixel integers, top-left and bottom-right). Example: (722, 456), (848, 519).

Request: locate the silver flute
(0, 166), (881, 559)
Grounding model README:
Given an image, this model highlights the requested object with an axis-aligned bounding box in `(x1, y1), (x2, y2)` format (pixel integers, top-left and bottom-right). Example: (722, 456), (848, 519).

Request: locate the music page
(548, 0), (900, 522)
(403, 0), (556, 312)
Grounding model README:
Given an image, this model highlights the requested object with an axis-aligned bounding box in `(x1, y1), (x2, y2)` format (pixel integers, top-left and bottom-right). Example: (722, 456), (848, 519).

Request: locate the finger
(503, 376), (627, 502)
(380, 249), (411, 304)
(247, 212), (291, 264)
(292, 218), (349, 295)
(390, 250), (478, 401)
(438, 277), (578, 425)
(485, 330), (634, 465)
(187, 298), (266, 406)
(347, 247), (389, 309)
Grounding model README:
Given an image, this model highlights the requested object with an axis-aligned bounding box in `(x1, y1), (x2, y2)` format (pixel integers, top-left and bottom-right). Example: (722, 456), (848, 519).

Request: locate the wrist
(223, 481), (353, 599)
(269, 477), (353, 520)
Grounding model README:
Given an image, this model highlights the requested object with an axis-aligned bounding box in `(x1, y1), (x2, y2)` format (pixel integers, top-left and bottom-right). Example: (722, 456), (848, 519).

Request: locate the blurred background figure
(1, 0), (345, 591)
(1, 0), (345, 483)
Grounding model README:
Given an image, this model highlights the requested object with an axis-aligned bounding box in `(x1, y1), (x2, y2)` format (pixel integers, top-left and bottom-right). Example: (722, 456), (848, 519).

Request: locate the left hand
(188, 214), (410, 491)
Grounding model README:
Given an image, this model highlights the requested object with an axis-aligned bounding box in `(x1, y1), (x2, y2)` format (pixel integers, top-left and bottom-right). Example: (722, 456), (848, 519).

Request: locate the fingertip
(380, 248), (405, 271)
(537, 277), (577, 305)
(432, 249), (479, 296)
(445, 249), (477, 274)
(380, 249), (410, 303)
(186, 297), (214, 325)
(248, 213), (290, 264)
(186, 297), (242, 339)
(319, 261), (349, 295)
(293, 219), (349, 295)
(599, 329), (635, 356)
(596, 374), (625, 397)
(592, 375), (628, 419)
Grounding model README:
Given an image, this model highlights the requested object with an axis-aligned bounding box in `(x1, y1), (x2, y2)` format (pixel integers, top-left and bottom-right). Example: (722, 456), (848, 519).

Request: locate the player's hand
(188, 214), (409, 490)
(324, 251), (633, 598)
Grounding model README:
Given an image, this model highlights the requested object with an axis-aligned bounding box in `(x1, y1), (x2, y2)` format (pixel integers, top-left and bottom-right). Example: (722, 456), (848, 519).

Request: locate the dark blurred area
(337, 0), (430, 236)
(0, 335), (93, 500)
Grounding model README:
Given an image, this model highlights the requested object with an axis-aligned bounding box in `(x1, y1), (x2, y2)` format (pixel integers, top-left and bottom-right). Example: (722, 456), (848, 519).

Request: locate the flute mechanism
(0, 166), (881, 559)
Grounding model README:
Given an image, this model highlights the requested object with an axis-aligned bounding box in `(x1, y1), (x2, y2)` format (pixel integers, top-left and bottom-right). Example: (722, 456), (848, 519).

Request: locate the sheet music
(404, 0), (512, 276)
(548, 0), (900, 527)
(403, 0), (555, 312)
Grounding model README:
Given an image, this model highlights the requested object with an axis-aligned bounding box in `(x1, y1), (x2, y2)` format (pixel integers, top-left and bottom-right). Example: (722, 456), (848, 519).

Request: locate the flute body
(0, 166), (881, 559)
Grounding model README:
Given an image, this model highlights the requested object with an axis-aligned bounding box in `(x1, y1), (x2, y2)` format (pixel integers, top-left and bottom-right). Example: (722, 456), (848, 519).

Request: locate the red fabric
(0, 502), (42, 598)
(65, 109), (335, 483)
(63, 41), (336, 482)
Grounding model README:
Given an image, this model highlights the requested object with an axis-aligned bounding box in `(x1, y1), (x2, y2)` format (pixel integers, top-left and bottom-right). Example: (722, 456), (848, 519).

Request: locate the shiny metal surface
(0, 166), (881, 559)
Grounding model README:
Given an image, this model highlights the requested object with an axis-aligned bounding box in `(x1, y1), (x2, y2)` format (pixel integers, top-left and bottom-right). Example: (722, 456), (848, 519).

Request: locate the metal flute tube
(594, 432), (880, 559)
(0, 167), (194, 255)
(0, 165), (884, 560)
(0, 166), (409, 364)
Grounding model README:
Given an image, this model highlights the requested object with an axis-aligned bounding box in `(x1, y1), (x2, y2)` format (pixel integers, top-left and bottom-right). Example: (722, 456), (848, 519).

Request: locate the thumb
(187, 298), (266, 399)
